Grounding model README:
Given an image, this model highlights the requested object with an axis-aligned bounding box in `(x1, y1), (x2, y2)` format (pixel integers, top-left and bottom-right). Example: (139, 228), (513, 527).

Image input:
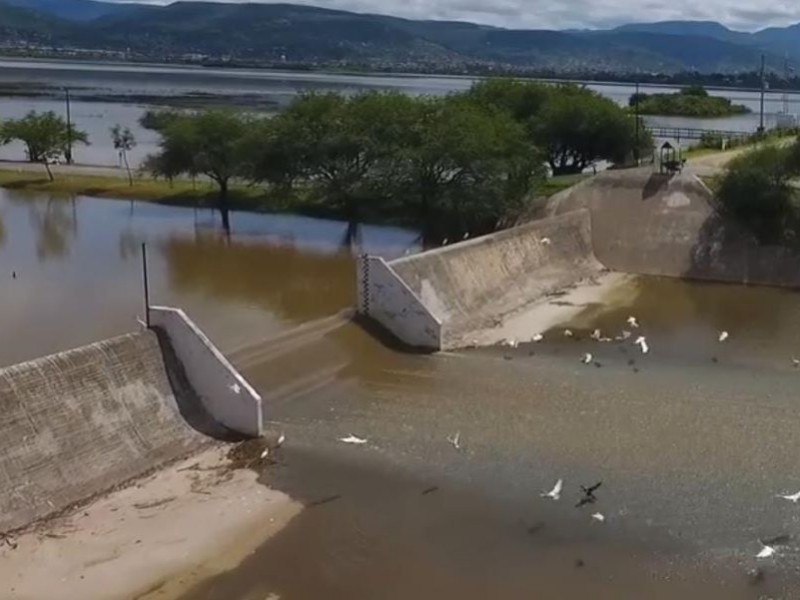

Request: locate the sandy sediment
(0, 445), (301, 600)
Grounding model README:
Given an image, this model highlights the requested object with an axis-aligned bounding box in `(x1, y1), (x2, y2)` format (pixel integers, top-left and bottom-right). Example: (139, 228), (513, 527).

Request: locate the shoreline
(0, 445), (301, 600)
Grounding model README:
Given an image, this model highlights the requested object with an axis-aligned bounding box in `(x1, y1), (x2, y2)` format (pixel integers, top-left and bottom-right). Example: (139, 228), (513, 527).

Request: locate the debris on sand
(133, 497), (176, 511)
(422, 486), (439, 495)
(227, 438), (276, 470)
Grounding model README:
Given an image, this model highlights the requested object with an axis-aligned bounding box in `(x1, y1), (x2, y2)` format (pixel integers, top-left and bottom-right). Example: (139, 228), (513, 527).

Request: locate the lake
(1, 58), (799, 166)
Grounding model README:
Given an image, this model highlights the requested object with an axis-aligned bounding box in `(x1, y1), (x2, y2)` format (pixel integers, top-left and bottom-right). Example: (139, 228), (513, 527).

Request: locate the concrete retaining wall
(374, 210), (602, 349)
(150, 306), (263, 437)
(547, 168), (800, 287)
(356, 256), (442, 349)
(0, 332), (206, 533)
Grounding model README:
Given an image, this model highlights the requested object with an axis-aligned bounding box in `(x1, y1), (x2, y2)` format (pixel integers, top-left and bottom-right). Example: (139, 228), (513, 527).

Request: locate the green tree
(466, 78), (551, 123)
(2, 111), (88, 181)
(680, 85), (709, 97)
(717, 144), (798, 243)
(110, 124), (137, 186)
(146, 110), (252, 231)
(532, 85), (646, 175)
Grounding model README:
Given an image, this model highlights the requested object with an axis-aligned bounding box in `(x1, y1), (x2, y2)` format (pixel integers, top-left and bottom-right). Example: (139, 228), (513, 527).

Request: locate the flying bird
(447, 431), (461, 450)
(590, 329), (602, 341)
(756, 542), (776, 559)
(462, 232), (470, 240)
(619, 330), (632, 340)
(793, 358), (799, 368)
(719, 331), (729, 342)
(627, 316), (639, 328)
(442, 238), (449, 245)
(634, 336), (649, 354)
(777, 491), (800, 503)
(532, 333), (544, 342)
(576, 481), (602, 508)
(503, 338), (519, 348)
(541, 479), (563, 500)
(339, 435), (368, 445)
(581, 353), (593, 364)
(564, 329), (574, 338)
(229, 382), (241, 394)
(591, 512), (605, 523)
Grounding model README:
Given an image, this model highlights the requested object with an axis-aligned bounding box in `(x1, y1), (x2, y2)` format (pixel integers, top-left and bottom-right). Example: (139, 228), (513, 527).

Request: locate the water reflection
(0, 188), (419, 366)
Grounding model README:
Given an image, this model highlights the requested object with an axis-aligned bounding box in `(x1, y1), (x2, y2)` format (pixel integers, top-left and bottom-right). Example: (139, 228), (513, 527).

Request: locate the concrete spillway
(0, 308), (262, 533)
(0, 332), (204, 532)
(358, 168), (800, 350)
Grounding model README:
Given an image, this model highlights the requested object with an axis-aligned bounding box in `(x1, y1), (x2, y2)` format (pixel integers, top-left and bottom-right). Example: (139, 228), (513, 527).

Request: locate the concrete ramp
(359, 210), (606, 350)
(0, 331), (207, 533)
(547, 168), (800, 287)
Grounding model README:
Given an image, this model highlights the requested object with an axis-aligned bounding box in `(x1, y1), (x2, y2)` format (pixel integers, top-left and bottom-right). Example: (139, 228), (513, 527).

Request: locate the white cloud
(109, 0), (800, 31)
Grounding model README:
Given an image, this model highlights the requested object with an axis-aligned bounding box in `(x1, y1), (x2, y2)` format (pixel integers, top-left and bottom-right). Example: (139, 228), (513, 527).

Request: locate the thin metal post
(759, 54), (766, 134)
(634, 81), (640, 165)
(65, 87), (73, 164)
(142, 242), (150, 327)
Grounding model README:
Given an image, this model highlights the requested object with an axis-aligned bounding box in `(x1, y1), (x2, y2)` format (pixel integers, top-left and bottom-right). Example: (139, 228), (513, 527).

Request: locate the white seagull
(541, 479), (563, 501)
(540, 237), (552, 246)
(532, 333), (544, 343)
(777, 491), (800, 503)
(229, 382), (241, 394)
(564, 329), (574, 338)
(503, 338), (520, 348)
(447, 431), (461, 450)
(793, 358), (800, 368)
(591, 512), (605, 523)
(581, 353), (593, 364)
(627, 316), (640, 328)
(259, 448), (270, 459)
(339, 435), (368, 445)
(634, 336), (649, 354)
(718, 331), (729, 342)
(276, 433), (286, 447)
(756, 541), (776, 559)
(590, 329), (602, 341)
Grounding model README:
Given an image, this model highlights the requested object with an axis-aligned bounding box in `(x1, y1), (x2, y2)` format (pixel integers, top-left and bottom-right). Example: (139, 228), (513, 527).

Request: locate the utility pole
(64, 87), (73, 164)
(758, 54), (766, 134)
(634, 81), (640, 165)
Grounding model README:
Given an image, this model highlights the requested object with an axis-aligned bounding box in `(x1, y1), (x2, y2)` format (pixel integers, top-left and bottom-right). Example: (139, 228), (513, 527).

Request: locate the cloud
(109, 0), (800, 31)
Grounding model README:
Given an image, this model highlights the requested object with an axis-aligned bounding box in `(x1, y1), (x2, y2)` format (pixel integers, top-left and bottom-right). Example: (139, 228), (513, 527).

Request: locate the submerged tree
(2, 111), (88, 181)
(145, 110), (252, 232)
(110, 124), (137, 186)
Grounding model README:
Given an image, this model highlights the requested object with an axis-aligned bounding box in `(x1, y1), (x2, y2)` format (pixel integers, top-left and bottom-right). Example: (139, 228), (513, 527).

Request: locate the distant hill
(0, 1), (798, 74)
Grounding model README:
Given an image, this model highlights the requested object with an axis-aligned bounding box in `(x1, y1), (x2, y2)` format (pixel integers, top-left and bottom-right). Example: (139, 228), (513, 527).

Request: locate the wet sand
(0, 446), (300, 600)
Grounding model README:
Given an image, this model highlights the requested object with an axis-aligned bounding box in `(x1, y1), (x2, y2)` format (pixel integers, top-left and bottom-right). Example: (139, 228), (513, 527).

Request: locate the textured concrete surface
(150, 306), (263, 437)
(356, 256), (442, 349)
(387, 211), (603, 349)
(0, 331), (206, 533)
(547, 168), (800, 286)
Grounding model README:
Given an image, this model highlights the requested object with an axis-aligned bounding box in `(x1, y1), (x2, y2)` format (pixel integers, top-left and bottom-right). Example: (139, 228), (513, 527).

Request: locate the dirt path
(0, 446), (300, 600)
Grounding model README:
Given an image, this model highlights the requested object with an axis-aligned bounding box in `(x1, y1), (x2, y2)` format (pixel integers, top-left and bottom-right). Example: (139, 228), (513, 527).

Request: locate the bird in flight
(532, 333), (544, 342)
(792, 358), (799, 368)
(590, 329), (602, 341)
(339, 435), (368, 445)
(634, 336), (649, 354)
(564, 329), (574, 337)
(591, 512), (605, 523)
(777, 491), (800, 503)
(576, 482), (602, 508)
(627, 316), (639, 328)
(756, 542), (776, 559)
(541, 479), (563, 500)
(718, 331), (729, 342)
(447, 431), (461, 450)
(581, 353), (593, 364)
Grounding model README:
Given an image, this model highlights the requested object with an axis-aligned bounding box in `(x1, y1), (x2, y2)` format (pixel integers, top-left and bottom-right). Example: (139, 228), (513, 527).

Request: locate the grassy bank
(0, 168), (589, 232)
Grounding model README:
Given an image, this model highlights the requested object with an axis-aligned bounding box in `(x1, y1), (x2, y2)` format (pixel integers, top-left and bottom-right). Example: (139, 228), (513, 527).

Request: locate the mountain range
(2, 0), (800, 74)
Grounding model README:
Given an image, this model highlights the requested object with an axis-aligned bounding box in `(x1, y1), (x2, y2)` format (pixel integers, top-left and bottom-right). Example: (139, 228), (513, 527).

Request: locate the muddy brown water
(4, 189), (800, 598)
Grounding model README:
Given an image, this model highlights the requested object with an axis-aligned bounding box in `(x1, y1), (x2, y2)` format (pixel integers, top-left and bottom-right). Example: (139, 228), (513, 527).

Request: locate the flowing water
(2, 187), (800, 597)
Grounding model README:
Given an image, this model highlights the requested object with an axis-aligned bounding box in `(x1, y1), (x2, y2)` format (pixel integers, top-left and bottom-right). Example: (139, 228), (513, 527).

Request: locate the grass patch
(539, 173), (589, 198)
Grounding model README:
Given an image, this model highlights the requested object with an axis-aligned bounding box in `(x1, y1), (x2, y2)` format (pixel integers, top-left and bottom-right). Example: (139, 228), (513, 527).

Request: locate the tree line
(1, 80), (652, 240)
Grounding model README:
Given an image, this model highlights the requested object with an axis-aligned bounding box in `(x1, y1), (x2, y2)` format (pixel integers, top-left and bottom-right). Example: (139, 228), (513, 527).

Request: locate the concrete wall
(547, 168), (800, 287)
(385, 210), (602, 349)
(356, 255), (442, 350)
(150, 306), (263, 437)
(0, 332), (206, 533)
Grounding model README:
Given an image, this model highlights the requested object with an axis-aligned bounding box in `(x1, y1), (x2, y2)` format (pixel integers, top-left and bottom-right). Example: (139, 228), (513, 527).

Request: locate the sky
(112, 0), (800, 31)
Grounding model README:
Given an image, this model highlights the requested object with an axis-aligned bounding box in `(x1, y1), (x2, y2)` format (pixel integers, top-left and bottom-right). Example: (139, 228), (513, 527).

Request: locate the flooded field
(4, 188), (800, 598)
